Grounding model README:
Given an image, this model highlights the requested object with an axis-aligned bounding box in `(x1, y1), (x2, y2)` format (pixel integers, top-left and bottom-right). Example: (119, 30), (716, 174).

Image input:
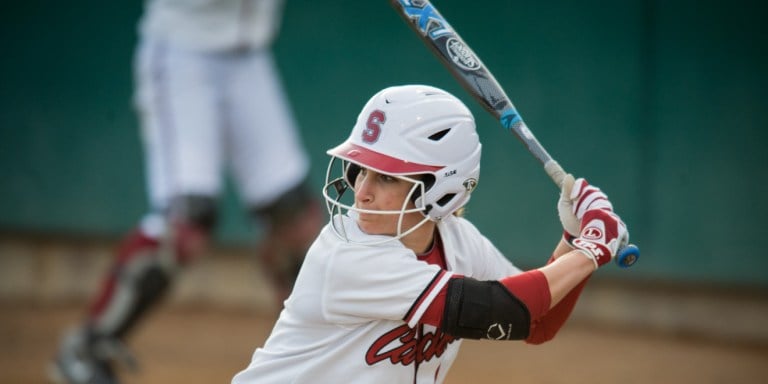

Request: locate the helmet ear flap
(415, 190), (460, 219)
(410, 175), (435, 202)
(411, 174), (436, 214)
(435, 193), (458, 208)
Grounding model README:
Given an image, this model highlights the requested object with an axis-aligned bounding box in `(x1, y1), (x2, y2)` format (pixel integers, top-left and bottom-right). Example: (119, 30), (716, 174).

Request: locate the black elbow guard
(442, 277), (531, 340)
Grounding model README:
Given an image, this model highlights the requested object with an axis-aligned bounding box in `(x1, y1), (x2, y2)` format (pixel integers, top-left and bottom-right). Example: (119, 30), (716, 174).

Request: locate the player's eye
(379, 174), (397, 183)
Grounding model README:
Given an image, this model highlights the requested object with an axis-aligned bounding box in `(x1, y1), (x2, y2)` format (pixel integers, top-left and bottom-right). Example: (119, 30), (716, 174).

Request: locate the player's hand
(571, 209), (629, 269)
(558, 176), (613, 238)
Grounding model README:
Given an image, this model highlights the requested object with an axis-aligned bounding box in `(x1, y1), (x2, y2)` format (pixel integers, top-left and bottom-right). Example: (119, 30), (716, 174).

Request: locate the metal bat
(390, 0), (639, 268)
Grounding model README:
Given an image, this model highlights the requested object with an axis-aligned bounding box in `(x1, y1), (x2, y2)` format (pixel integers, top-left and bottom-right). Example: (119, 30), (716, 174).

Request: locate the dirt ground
(1, 302), (767, 384)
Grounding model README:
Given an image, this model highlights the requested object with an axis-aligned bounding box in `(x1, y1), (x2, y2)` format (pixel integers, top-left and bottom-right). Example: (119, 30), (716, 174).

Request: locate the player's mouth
(356, 213), (396, 236)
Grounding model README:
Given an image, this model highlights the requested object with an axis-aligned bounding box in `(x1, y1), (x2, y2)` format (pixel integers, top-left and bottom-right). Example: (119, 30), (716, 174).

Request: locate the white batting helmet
(323, 84), (481, 240)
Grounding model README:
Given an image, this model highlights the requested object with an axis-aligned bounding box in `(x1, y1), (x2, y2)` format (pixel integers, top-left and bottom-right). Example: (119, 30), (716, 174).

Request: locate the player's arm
(430, 248), (596, 341)
(420, 178), (628, 341)
(521, 177), (630, 343)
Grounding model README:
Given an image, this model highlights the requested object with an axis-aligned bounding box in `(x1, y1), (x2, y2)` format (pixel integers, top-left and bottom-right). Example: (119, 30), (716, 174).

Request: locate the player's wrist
(571, 238), (612, 269)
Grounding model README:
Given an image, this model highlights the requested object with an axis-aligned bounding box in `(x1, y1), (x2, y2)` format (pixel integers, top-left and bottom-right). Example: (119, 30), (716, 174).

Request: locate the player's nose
(354, 173), (374, 204)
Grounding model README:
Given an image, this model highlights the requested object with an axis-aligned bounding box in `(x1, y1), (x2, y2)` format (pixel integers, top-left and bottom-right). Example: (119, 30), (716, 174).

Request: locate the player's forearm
(537, 250), (594, 307)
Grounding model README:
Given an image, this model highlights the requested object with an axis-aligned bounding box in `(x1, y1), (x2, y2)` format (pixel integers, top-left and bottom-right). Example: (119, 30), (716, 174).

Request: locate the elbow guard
(442, 277), (531, 340)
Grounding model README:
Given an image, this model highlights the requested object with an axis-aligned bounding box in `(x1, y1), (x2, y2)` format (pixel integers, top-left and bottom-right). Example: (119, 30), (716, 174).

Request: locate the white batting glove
(558, 176), (613, 238)
(571, 209), (629, 269)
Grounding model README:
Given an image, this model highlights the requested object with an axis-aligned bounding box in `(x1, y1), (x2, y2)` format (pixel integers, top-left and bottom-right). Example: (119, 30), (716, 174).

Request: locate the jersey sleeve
(320, 242), (453, 326)
(440, 217), (522, 280)
(472, 234), (523, 279)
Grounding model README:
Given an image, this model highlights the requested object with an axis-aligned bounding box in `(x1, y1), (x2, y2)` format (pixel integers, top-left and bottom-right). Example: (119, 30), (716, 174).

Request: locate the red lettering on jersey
(365, 324), (456, 366)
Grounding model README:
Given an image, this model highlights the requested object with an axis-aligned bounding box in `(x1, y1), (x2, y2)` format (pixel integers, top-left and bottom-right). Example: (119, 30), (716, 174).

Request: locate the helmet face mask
(323, 157), (432, 244)
(323, 85), (481, 244)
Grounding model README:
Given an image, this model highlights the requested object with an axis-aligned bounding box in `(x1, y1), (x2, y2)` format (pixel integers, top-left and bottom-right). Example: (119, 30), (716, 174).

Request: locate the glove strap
(571, 238), (612, 269)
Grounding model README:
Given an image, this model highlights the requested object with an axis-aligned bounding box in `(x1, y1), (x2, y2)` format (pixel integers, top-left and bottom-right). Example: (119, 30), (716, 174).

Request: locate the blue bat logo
(397, 0), (452, 39)
(500, 108), (522, 130)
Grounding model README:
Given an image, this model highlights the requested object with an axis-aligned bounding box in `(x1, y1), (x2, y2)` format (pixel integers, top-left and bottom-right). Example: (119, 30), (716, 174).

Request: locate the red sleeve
(419, 289), (446, 327)
(498, 270), (551, 320)
(417, 275), (454, 327)
(524, 256), (591, 345)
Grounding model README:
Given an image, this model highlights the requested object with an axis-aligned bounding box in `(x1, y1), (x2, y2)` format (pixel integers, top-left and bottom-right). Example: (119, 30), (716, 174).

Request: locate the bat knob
(616, 244), (640, 268)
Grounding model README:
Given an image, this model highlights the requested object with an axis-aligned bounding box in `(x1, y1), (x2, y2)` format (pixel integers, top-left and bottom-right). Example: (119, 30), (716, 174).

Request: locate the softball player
(231, 85), (630, 383)
(51, 1), (323, 383)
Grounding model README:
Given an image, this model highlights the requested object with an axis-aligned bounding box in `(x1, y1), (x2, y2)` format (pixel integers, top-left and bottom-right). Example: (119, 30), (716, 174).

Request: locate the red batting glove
(571, 209), (629, 269)
(558, 177), (613, 239)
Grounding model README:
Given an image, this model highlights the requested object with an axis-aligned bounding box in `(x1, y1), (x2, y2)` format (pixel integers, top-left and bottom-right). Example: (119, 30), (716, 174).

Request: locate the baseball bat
(390, 0), (639, 268)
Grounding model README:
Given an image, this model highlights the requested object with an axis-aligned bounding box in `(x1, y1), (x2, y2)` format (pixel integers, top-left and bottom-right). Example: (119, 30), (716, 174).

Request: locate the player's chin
(356, 218), (395, 237)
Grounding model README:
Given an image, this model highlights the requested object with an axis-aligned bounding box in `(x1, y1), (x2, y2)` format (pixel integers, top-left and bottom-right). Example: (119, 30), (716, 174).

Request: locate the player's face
(353, 168), (423, 236)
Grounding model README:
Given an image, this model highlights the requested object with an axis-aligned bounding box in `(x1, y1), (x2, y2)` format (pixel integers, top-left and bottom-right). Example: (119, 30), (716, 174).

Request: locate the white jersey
(139, 0), (286, 52)
(232, 214), (522, 384)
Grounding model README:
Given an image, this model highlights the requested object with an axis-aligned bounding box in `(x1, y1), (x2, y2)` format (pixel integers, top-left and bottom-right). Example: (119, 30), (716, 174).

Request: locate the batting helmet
(323, 84), (481, 240)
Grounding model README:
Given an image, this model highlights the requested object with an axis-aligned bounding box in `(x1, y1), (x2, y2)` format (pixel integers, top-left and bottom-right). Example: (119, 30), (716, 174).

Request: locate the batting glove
(571, 209), (629, 269)
(558, 176), (613, 239)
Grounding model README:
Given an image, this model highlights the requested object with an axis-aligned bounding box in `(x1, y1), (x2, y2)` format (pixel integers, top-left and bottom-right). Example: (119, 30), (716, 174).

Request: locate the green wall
(1, 0), (766, 287)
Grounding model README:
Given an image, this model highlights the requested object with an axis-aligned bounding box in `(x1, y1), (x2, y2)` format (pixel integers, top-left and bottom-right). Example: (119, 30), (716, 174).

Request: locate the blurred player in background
(232, 85), (630, 383)
(51, 0), (323, 383)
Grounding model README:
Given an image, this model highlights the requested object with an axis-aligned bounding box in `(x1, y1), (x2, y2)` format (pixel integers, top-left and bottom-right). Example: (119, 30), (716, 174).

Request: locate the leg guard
(165, 196), (217, 266)
(442, 277), (531, 340)
(167, 195), (218, 231)
(51, 325), (130, 384)
(87, 229), (175, 339)
(250, 182), (323, 305)
(56, 197), (217, 383)
(87, 196), (217, 338)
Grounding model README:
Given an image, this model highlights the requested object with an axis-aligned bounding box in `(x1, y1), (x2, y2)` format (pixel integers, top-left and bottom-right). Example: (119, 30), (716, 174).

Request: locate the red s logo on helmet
(362, 110), (386, 144)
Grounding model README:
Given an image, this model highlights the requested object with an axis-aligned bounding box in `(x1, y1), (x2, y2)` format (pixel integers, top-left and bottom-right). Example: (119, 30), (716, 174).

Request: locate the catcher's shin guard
(87, 220), (209, 339)
(50, 326), (136, 384)
(87, 229), (173, 339)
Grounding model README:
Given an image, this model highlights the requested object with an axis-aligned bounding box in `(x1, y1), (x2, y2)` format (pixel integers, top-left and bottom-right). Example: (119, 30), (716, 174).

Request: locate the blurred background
(1, 0), (767, 381)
